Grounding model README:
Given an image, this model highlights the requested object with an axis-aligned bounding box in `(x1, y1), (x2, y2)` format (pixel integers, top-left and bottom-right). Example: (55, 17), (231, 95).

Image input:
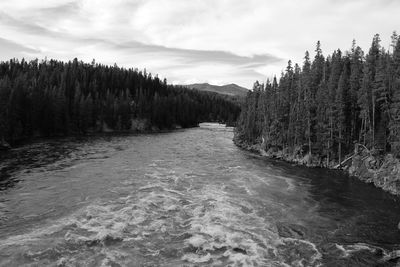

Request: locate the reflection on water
(0, 123), (400, 266)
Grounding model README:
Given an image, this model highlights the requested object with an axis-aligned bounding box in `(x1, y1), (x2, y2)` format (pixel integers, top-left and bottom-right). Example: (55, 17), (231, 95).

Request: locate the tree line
(0, 58), (240, 144)
(236, 32), (400, 162)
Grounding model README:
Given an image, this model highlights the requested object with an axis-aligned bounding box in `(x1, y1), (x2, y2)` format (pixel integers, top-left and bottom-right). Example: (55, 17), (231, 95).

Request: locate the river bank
(1, 118), (236, 150)
(233, 134), (400, 196)
(0, 119), (195, 151)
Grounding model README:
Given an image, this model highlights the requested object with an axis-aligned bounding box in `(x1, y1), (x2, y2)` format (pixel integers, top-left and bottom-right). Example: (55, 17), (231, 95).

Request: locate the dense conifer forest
(0, 58), (240, 144)
(236, 32), (400, 162)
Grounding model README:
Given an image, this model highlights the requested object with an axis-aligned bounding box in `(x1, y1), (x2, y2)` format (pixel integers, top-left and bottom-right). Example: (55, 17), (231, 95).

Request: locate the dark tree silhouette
(0, 58), (241, 145)
(236, 32), (400, 159)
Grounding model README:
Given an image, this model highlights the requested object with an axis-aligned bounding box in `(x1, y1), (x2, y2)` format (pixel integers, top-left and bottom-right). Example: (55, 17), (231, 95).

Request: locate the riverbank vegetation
(236, 32), (400, 166)
(0, 58), (240, 145)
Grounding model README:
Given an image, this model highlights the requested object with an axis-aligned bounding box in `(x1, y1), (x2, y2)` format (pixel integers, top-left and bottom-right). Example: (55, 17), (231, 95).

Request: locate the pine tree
(349, 41), (363, 142)
(374, 51), (390, 151)
(302, 51), (313, 155)
(336, 60), (350, 163)
(235, 33), (400, 163)
(389, 38), (400, 156)
(0, 58), (241, 143)
(358, 34), (381, 147)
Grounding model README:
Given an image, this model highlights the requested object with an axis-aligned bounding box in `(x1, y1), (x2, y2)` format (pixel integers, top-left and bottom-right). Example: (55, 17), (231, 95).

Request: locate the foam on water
(0, 159), (328, 266)
(2, 132), (395, 267)
(180, 187), (277, 266)
(334, 242), (389, 260)
(0, 164), (271, 266)
(278, 237), (322, 266)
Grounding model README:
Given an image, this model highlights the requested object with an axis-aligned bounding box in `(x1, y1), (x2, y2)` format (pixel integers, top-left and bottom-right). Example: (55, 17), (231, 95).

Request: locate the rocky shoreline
(349, 153), (400, 195)
(233, 135), (400, 196)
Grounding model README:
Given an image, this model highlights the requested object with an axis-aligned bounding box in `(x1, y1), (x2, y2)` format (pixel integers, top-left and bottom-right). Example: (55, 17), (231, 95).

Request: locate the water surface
(0, 123), (400, 266)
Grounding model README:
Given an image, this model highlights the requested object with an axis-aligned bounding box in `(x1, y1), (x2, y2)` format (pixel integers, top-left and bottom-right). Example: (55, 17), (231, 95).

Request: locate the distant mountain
(185, 83), (249, 97)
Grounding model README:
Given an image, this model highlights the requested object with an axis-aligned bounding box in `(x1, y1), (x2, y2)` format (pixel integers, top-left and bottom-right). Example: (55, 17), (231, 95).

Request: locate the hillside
(0, 58), (241, 145)
(186, 83), (249, 97)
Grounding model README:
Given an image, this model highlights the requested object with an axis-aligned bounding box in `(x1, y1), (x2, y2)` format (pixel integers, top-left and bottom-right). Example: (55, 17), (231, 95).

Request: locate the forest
(236, 32), (400, 163)
(0, 58), (240, 145)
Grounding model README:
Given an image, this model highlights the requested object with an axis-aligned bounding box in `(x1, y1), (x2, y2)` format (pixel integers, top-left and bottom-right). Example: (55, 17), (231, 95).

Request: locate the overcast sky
(0, 0), (398, 88)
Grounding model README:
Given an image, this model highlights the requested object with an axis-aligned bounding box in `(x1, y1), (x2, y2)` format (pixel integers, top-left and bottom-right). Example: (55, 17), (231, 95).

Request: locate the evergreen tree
(0, 58), (241, 144)
(389, 38), (400, 156)
(236, 32), (400, 162)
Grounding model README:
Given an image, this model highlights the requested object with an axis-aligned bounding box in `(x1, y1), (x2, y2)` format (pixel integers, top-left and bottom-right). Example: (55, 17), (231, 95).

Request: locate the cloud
(38, 1), (80, 17)
(111, 41), (281, 67)
(0, 0), (399, 87)
(0, 37), (40, 59)
(0, 12), (54, 36)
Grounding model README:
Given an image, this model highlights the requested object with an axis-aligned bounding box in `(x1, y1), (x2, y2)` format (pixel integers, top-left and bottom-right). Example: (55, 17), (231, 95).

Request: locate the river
(0, 123), (400, 266)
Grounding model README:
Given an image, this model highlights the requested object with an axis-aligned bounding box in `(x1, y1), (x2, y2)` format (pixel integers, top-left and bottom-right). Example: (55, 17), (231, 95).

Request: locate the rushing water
(0, 123), (400, 266)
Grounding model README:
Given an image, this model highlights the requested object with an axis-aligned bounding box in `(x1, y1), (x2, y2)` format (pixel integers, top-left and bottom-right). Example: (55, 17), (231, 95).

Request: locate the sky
(0, 0), (399, 88)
